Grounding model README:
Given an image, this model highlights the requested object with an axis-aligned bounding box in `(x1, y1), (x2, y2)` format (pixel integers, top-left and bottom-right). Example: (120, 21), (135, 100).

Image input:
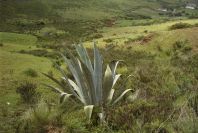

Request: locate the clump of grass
(103, 38), (113, 43)
(194, 23), (198, 27)
(169, 22), (192, 30)
(105, 43), (117, 51)
(17, 100), (63, 133)
(47, 70), (54, 77)
(124, 35), (144, 45)
(43, 44), (139, 125)
(0, 42), (4, 47)
(88, 33), (103, 40)
(16, 81), (40, 104)
(23, 68), (38, 77)
(144, 30), (148, 33)
(172, 40), (192, 53)
(156, 45), (163, 52)
(19, 49), (59, 59)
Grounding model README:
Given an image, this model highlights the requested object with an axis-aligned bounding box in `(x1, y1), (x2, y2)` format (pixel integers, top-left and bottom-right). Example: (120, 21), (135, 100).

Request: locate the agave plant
(43, 44), (139, 123)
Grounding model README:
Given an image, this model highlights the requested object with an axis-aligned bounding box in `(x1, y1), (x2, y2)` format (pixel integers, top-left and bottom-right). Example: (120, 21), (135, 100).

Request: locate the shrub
(124, 35), (144, 45)
(173, 94), (198, 133)
(194, 23), (198, 27)
(172, 40), (192, 53)
(169, 22), (192, 30)
(19, 49), (48, 56)
(144, 30), (148, 33)
(156, 45), (163, 52)
(124, 13), (151, 20)
(103, 38), (113, 43)
(189, 93), (198, 116)
(107, 100), (174, 132)
(188, 13), (198, 19)
(89, 33), (103, 40)
(17, 100), (64, 133)
(0, 43), (3, 47)
(36, 27), (69, 40)
(104, 43), (116, 51)
(23, 68), (38, 77)
(19, 49), (60, 59)
(16, 82), (40, 104)
(62, 110), (88, 133)
(43, 44), (139, 124)
(47, 70), (54, 77)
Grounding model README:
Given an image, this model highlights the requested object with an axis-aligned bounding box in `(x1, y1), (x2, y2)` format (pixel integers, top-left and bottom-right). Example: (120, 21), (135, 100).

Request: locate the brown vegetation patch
(103, 18), (116, 27)
(176, 27), (198, 52)
(138, 33), (157, 45)
(45, 125), (63, 133)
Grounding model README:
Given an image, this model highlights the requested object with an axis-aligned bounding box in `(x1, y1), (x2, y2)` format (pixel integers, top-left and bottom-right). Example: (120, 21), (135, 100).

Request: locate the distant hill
(0, 0), (193, 20)
(0, 0), (197, 41)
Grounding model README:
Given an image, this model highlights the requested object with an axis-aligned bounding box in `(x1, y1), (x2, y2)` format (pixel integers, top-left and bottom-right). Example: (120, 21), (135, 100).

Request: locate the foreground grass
(0, 32), (60, 132)
(0, 19), (198, 132)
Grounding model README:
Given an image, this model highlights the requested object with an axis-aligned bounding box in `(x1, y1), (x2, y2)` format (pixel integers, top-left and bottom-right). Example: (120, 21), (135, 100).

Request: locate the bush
(124, 35), (144, 45)
(88, 33), (103, 40)
(169, 22), (192, 30)
(43, 44), (139, 125)
(103, 38), (113, 43)
(23, 68), (38, 77)
(144, 30), (148, 33)
(188, 13), (198, 19)
(0, 43), (3, 47)
(107, 100), (174, 132)
(194, 23), (198, 27)
(19, 49), (60, 59)
(36, 27), (69, 40)
(16, 82), (40, 104)
(17, 100), (64, 133)
(156, 45), (163, 52)
(172, 40), (192, 53)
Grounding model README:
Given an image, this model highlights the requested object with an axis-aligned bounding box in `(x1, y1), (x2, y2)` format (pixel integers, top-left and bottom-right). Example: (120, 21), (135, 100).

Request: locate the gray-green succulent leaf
(43, 43), (139, 122)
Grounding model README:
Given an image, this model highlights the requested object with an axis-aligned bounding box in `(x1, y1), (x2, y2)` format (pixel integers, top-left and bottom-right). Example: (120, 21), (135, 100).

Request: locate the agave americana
(43, 43), (139, 123)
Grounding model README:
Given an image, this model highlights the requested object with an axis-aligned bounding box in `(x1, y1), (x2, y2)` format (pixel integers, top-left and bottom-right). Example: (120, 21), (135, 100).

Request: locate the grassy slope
(0, 32), (62, 131)
(6, 0), (194, 18)
(0, 12), (198, 133)
(1, 0), (197, 43)
(84, 19), (198, 47)
(0, 0), (192, 28)
(1, 19), (197, 103)
(0, 0), (167, 20)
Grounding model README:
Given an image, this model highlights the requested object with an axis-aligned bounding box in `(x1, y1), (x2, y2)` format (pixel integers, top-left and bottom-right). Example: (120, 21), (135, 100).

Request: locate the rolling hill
(0, 0), (198, 132)
(1, 0), (197, 42)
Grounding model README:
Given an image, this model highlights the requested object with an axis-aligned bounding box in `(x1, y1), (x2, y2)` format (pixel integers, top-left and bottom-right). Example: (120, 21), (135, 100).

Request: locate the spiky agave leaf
(75, 44), (93, 72)
(127, 89), (140, 102)
(93, 43), (103, 105)
(43, 43), (139, 122)
(61, 53), (91, 105)
(42, 73), (68, 92)
(102, 60), (123, 105)
(103, 65), (114, 103)
(43, 84), (73, 103)
(84, 105), (94, 123)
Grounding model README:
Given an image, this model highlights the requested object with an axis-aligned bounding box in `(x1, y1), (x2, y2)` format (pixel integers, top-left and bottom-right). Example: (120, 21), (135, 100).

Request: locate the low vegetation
(0, 0), (198, 132)
(23, 68), (38, 77)
(16, 82), (40, 104)
(43, 44), (139, 125)
(169, 22), (192, 30)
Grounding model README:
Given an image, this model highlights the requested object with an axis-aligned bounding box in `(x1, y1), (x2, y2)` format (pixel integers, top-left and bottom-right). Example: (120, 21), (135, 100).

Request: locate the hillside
(1, 18), (198, 132)
(1, 0), (197, 41)
(0, 0), (198, 132)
